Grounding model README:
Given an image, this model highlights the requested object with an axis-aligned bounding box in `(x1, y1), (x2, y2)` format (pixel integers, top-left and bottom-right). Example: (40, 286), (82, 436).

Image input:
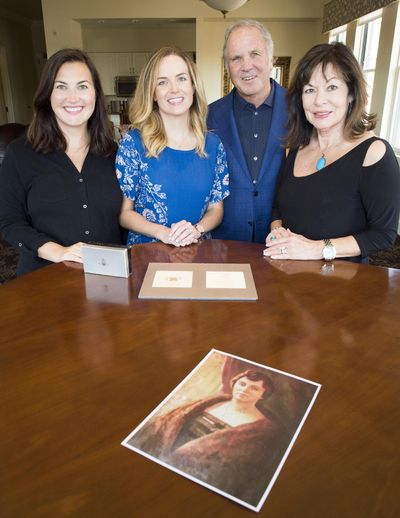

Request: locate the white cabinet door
(117, 53), (152, 77)
(116, 53), (135, 76)
(88, 52), (154, 92)
(88, 53), (117, 95)
(133, 53), (151, 76)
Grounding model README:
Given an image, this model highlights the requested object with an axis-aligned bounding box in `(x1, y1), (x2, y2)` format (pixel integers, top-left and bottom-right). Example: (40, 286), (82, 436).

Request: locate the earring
(347, 101), (353, 116)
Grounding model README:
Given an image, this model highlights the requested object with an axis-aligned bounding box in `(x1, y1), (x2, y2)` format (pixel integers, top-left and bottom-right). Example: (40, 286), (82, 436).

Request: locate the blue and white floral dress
(115, 129), (230, 244)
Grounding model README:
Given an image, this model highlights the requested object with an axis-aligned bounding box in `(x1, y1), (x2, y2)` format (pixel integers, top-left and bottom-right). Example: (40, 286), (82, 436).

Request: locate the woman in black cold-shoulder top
(263, 43), (399, 264)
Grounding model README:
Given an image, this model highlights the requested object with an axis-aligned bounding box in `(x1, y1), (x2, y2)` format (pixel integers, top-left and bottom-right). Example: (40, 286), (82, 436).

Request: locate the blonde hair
(129, 46), (208, 157)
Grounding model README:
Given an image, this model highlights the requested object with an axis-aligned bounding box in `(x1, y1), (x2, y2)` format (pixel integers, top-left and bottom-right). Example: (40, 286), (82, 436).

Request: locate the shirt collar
(234, 79), (275, 110)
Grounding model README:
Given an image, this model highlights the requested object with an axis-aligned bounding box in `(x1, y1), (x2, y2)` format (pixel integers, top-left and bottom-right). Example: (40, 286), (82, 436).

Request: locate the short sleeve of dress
(209, 140), (230, 204)
(115, 131), (147, 201)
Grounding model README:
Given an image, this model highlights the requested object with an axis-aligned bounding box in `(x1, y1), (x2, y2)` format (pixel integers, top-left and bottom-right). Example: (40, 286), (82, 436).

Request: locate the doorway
(0, 47), (14, 123)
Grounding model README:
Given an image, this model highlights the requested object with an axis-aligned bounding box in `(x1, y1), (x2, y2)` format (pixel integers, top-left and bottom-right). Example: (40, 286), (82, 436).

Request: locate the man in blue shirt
(208, 20), (288, 243)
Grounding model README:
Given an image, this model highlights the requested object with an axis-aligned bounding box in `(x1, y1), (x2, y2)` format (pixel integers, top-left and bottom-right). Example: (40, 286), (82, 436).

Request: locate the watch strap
(194, 223), (205, 239)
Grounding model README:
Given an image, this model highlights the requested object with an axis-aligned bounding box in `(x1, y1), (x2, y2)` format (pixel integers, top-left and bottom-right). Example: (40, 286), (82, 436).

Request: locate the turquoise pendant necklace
(316, 153), (326, 171)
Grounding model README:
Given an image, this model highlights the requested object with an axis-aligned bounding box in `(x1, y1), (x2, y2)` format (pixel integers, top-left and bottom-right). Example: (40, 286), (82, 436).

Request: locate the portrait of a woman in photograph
(125, 352), (319, 508)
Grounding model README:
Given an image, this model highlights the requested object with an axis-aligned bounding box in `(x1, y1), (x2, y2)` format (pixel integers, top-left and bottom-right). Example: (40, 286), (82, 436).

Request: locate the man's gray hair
(223, 19), (274, 67)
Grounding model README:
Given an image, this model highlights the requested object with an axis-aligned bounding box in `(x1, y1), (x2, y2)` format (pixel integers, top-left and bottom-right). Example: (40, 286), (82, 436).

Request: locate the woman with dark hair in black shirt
(0, 48), (123, 275)
(263, 43), (399, 263)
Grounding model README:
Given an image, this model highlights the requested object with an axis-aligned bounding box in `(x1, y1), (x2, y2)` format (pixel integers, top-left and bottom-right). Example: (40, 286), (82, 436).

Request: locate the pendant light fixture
(201, 0), (249, 18)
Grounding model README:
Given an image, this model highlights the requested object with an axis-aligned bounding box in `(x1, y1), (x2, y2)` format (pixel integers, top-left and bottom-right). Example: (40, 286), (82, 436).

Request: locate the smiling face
(301, 62), (353, 133)
(232, 376), (265, 405)
(154, 54), (194, 120)
(50, 61), (96, 134)
(226, 26), (273, 108)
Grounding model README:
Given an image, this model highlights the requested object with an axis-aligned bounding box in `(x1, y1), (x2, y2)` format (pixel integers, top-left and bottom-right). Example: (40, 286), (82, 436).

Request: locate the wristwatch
(322, 238), (336, 261)
(194, 223), (205, 239)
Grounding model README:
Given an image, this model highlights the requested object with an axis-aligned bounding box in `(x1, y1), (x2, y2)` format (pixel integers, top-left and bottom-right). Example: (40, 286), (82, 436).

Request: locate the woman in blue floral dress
(116, 46), (229, 246)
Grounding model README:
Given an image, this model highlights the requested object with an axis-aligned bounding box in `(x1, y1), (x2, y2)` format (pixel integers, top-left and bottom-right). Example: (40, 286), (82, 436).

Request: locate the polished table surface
(1, 240), (399, 517)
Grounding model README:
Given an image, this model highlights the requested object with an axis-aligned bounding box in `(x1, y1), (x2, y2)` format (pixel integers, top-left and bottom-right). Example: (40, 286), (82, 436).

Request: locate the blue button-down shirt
(233, 80), (275, 181)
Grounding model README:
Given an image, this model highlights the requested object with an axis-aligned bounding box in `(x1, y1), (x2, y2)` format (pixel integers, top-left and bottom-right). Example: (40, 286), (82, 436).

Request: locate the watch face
(323, 245), (336, 261)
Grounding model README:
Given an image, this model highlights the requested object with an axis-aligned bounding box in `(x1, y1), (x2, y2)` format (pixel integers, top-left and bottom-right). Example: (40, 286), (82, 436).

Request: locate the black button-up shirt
(0, 137), (124, 274)
(233, 81), (275, 181)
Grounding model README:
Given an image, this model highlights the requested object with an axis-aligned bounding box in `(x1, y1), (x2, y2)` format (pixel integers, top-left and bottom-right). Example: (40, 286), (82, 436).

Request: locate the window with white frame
(379, 4), (400, 154)
(354, 9), (382, 112)
(389, 69), (400, 153)
(329, 25), (347, 44)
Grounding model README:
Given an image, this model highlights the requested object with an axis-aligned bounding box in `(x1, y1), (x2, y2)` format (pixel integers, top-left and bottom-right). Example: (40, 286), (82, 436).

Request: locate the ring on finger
(280, 246), (287, 254)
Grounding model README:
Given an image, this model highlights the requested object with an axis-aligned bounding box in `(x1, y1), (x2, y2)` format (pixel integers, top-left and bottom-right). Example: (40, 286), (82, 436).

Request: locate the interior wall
(198, 18), (325, 102)
(42, 0), (325, 48)
(31, 21), (47, 82)
(0, 17), (38, 123)
(83, 25), (196, 53)
(0, 63), (7, 124)
(42, 0), (326, 102)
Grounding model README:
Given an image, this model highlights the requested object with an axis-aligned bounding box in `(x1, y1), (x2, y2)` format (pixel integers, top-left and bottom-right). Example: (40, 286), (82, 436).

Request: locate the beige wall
(0, 16), (38, 123)
(4, 0), (397, 127)
(197, 18), (325, 101)
(83, 25), (196, 53)
(42, 0), (326, 102)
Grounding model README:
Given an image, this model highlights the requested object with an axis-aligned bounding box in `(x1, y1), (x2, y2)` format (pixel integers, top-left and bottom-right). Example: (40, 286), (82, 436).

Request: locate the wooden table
(1, 240), (399, 517)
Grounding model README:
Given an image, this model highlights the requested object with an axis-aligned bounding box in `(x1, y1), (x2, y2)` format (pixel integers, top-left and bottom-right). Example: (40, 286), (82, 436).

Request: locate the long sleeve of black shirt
(0, 137), (123, 274)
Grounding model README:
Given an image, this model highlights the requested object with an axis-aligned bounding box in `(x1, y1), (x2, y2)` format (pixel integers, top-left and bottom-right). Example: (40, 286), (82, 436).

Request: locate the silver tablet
(82, 243), (132, 278)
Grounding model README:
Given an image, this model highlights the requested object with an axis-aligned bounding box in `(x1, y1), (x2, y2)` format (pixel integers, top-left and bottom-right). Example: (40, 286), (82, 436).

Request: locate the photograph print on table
(122, 349), (321, 512)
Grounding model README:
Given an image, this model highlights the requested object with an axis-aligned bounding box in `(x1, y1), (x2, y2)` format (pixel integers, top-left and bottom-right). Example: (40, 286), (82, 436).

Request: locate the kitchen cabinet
(116, 52), (152, 76)
(133, 53), (151, 75)
(88, 53), (117, 95)
(116, 53), (135, 76)
(88, 52), (152, 95)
